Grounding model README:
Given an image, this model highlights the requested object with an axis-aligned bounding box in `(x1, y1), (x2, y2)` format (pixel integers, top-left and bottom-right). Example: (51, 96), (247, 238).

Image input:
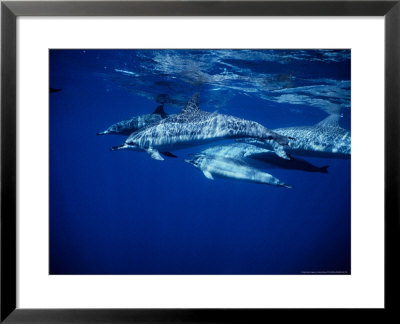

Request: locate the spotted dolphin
(202, 143), (329, 173)
(97, 104), (168, 136)
(240, 114), (350, 159)
(111, 93), (290, 160)
(184, 153), (293, 188)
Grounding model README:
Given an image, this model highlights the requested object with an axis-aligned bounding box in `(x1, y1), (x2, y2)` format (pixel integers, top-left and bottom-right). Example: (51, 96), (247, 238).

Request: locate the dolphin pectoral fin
(274, 146), (290, 160)
(161, 151), (178, 158)
(146, 148), (164, 161)
(202, 170), (214, 180)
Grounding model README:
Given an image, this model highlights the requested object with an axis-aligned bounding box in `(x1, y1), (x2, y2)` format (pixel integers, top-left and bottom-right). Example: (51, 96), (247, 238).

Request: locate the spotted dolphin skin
(240, 114), (350, 159)
(202, 143), (329, 173)
(97, 104), (168, 136)
(111, 93), (290, 160)
(184, 153), (293, 188)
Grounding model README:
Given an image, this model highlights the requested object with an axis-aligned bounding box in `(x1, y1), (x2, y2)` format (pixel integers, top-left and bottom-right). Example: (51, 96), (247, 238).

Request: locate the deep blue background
(50, 50), (350, 274)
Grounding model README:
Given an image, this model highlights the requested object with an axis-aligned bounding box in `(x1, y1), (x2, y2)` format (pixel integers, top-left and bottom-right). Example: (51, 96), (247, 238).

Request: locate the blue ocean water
(49, 49), (350, 275)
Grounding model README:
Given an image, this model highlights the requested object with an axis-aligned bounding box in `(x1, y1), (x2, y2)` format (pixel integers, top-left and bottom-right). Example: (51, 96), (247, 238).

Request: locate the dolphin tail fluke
(283, 184), (294, 189)
(319, 165), (329, 173)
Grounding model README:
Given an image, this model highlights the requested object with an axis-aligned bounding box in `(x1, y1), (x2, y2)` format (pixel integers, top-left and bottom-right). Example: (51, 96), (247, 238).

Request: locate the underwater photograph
(49, 49), (351, 275)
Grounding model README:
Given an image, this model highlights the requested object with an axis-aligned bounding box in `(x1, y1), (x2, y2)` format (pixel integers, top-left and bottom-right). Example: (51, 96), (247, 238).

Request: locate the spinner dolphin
(111, 93), (290, 160)
(97, 104), (168, 136)
(203, 143), (329, 173)
(184, 153), (292, 188)
(240, 114), (350, 159)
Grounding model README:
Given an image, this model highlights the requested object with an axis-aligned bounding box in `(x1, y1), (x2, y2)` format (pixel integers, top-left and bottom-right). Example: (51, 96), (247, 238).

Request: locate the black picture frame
(1, 0), (399, 322)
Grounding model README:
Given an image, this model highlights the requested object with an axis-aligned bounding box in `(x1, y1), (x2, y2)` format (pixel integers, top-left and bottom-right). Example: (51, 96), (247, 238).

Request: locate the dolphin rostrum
(97, 104), (168, 136)
(184, 153), (293, 188)
(111, 93), (290, 160)
(239, 113), (350, 159)
(202, 143), (329, 173)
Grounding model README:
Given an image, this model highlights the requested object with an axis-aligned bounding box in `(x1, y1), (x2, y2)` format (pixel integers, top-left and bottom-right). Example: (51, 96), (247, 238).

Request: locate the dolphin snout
(184, 155), (199, 164)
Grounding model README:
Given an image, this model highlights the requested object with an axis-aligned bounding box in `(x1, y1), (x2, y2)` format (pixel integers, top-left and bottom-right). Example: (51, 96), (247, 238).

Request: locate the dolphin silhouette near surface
(239, 114), (350, 159)
(111, 93), (290, 161)
(97, 104), (168, 136)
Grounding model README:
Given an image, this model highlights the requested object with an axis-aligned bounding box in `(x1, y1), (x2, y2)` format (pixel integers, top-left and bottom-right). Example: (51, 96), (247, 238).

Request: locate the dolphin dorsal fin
(152, 104), (167, 118)
(180, 93), (200, 114)
(317, 114), (340, 128)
